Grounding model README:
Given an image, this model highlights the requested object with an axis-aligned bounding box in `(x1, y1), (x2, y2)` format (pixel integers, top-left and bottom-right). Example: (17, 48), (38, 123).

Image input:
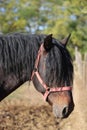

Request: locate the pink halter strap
(31, 44), (72, 101)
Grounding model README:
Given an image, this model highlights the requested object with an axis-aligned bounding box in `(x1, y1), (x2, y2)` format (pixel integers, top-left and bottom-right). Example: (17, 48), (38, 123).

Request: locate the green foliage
(0, 0), (87, 55)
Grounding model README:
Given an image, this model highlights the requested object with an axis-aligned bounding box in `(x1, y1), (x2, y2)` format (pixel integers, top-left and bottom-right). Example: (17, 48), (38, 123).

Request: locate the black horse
(0, 33), (74, 118)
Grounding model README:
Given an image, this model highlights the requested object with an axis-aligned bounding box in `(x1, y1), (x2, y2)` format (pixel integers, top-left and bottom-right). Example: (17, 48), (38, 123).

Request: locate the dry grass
(0, 74), (87, 130)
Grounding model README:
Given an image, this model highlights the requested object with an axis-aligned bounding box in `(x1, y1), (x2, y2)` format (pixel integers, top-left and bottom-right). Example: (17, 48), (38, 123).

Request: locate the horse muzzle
(47, 91), (74, 118)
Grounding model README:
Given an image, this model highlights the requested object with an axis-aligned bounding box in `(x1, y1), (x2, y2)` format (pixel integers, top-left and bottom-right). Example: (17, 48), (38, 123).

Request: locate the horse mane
(0, 33), (73, 87)
(45, 39), (73, 87)
(0, 33), (45, 80)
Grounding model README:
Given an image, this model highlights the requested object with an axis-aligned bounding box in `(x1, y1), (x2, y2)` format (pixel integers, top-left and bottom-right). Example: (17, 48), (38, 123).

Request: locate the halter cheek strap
(31, 44), (72, 101)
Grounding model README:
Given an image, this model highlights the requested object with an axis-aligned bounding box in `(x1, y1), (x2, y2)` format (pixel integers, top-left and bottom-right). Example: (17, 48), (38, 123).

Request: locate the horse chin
(47, 91), (74, 118)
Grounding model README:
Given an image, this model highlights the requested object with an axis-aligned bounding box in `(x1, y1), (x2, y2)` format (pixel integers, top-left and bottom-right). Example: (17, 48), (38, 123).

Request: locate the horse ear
(60, 34), (71, 46)
(44, 34), (53, 51)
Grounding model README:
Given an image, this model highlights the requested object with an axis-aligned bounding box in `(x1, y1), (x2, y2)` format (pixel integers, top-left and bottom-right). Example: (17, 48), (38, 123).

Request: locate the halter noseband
(31, 44), (72, 101)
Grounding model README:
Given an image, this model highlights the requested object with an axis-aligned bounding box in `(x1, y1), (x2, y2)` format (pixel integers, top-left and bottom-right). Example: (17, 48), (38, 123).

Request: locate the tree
(42, 0), (87, 55)
(0, 0), (87, 55)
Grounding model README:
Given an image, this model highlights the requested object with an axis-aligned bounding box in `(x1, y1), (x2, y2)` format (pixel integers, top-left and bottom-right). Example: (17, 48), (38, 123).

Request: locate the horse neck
(0, 42), (40, 101)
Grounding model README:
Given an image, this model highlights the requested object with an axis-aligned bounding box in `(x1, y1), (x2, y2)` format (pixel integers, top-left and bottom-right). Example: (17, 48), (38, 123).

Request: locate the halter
(31, 44), (72, 101)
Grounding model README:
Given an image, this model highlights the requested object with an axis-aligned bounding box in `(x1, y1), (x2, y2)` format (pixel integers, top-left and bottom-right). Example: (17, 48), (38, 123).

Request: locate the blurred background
(0, 0), (87, 55)
(0, 0), (87, 130)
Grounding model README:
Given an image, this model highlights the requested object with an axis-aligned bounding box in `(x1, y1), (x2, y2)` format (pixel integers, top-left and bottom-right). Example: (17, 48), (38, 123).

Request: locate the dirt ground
(0, 73), (87, 130)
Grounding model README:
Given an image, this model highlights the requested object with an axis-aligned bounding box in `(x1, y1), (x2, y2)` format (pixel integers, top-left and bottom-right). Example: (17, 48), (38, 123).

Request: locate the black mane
(45, 40), (73, 87)
(0, 33), (73, 86)
(0, 33), (45, 80)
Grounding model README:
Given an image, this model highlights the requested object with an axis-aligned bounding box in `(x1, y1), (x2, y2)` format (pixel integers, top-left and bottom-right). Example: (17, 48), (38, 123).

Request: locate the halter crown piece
(31, 44), (72, 101)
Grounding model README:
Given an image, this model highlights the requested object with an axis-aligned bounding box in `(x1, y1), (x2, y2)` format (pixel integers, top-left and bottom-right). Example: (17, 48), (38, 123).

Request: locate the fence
(74, 47), (87, 88)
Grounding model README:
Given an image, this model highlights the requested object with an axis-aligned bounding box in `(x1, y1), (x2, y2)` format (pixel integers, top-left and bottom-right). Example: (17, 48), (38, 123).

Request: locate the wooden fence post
(75, 47), (83, 76)
(75, 47), (87, 89)
(83, 53), (87, 88)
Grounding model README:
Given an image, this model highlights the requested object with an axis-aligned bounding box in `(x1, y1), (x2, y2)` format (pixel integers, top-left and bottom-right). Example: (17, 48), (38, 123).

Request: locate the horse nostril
(62, 106), (68, 117)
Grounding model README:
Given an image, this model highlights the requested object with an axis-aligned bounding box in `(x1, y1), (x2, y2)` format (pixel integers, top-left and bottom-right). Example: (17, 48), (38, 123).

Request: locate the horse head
(32, 34), (74, 118)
